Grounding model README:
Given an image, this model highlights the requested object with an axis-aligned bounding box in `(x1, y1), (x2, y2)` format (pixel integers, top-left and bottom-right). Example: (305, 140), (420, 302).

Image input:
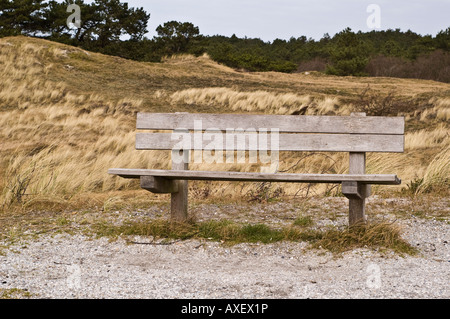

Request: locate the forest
(1, 0), (449, 82)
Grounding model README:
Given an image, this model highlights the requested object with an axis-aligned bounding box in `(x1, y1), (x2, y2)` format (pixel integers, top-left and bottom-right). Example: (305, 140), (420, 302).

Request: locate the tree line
(1, 0), (449, 82)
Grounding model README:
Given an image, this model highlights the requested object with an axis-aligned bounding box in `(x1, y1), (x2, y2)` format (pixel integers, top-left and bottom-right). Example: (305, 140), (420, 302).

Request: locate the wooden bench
(108, 112), (404, 226)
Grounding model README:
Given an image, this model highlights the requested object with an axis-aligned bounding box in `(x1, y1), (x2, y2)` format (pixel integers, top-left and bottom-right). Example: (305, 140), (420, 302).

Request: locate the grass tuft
(293, 215), (314, 227)
(311, 222), (418, 255)
(0, 288), (33, 299)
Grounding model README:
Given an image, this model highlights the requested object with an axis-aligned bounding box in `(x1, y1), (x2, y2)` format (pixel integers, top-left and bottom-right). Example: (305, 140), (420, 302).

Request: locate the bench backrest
(135, 112), (405, 153)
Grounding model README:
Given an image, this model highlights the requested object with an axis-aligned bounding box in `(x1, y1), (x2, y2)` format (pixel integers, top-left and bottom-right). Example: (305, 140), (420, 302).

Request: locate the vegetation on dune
(0, 36), (448, 213)
(0, 0), (449, 81)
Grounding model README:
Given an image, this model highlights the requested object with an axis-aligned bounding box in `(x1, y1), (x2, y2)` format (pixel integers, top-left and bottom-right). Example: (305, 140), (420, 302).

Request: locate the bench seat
(108, 168), (401, 185)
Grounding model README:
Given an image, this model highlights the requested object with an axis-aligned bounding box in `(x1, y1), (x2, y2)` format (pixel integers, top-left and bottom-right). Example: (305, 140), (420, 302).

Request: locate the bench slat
(108, 169), (401, 185)
(137, 113), (405, 135)
(135, 132), (404, 153)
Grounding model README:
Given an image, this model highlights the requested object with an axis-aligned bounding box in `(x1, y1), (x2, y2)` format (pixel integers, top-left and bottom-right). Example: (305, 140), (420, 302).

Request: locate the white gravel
(0, 199), (449, 299)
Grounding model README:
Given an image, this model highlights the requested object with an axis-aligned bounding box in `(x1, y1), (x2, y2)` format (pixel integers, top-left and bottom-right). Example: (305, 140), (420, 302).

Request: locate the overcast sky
(104, 0), (450, 41)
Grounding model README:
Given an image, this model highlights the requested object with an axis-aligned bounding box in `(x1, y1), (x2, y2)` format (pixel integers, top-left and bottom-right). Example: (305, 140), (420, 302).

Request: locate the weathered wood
(342, 181), (362, 199)
(170, 147), (189, 221)
(135, 132), (404, 153)
(108, 168), (401, 185)
(137, 113), (405, 135)
(348, 112), (369, 226)
(341, 181), (372, 199)
(140, 176), (178, 193)
(109, 111), (405, 225)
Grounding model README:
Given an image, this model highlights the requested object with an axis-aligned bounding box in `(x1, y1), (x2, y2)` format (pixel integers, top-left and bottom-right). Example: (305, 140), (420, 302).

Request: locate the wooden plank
(170, 149), (189, 221)
(137, 113), (405, 135)
(140, 176), (178, 193)
(135, 132), (404, 153)
(108, 169), (401, 185)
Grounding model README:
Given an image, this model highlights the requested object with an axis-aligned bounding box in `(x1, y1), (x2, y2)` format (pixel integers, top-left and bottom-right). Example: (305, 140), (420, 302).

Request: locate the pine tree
(326, 28), (370, 76)
(155, 21), (200, 54)
(0, 0), (46, 37)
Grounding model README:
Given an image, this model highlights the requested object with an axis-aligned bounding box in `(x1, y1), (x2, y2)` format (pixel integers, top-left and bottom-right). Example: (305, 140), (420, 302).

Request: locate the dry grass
(0, 288), (33, 299)
(169, 87), (350, 115)
(422, 97), (450, 121)
(405, 123), (449, 150)
(311, 222), (418, 255)
(0, 36), (449, 212)
(416, 146), (450, 194)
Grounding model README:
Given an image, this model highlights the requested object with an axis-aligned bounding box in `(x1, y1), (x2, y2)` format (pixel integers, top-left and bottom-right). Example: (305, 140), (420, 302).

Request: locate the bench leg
(171, 180), (188, 221)
(171, 149), (189, 221)
(348, 150), (368, 226)
(347, 113), (370, 226)
(348, 196), (366, 226)
(342, 181), (370, 225)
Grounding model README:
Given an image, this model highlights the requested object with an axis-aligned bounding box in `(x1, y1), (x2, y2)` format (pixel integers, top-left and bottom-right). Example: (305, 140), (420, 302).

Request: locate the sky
(96, 0), (450, 41)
